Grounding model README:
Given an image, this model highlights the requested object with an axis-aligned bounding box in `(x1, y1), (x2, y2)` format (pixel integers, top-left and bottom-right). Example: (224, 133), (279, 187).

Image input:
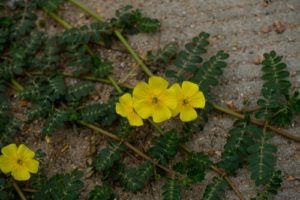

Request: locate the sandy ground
(16, 0), (300, 199)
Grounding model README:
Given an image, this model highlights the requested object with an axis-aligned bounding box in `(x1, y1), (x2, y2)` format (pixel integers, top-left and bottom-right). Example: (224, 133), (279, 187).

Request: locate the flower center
(17, 158), (23, 165)
(152, 97), (158, 104)
(183, 99), (189, 105)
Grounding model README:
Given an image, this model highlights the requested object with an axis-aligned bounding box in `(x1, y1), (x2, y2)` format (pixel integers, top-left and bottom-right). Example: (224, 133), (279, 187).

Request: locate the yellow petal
(182, 81), (199, 97)
(127, 112), (144, 126)
(161, 89), (178, 109)
(170, 108), (180, 117)
(11, 166), (30, 181)
(152, 104), (172, 123)
(180, 106), (197, 122)
(148, 76), (169, 93)
(17, 144), (35, 160)
(169, 83), (181, 95)
(116, 103), (127, 117)
(0, 155), (15, 173)
(25, 159), (39, 173)
(133, 82), (149, 99)
(119, 93), (133, 106)
(189, 91), (205, 108)
(1, 143), (18, 157)
(134, 100), (153, 119)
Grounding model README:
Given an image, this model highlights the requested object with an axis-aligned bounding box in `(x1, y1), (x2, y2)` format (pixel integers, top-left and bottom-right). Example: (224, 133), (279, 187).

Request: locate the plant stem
(62, 72), (133, 89)
(11, 79), (24, 92)
(76, 120), (183, 179)
(67, 0), (104, 22)
(212, 104), (300, 142)
(114, 31), (154, 77)
(66, 0), (154, 77)
(43, 8), (72, 29)
(13, 180), (27, 200)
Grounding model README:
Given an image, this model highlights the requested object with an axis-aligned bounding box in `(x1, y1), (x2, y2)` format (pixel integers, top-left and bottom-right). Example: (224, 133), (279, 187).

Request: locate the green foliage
(46, 75), (66, 100)
(173, 152), (212, 185)
(113, 164), (144, 193)
(41, 37), (61, 70)
(162, 178), (181, 200)
(0, 177), (16, 200)
(111, 5), (160, 34)
(42, 109), (69, 135)
(166, 32), (209, 81)
(10, 9), (37, 40)
(0, 60), (23, 80)
(88, 184), (115, 200)
(203, 177), (228, 200)
(191, 50), (229, 95)
(147, 130), (178, 165)
(146, 42), (178, 67)
(252, 170), (282, 200)
(219, 119), (254, 175)
(38, 0), (61, 12)
(34, 170), (84, 200)
(247, 125), (277, 186)
(136, 161), (154, 185)
(66, 81), (94, 102)
(94, 141), (125, 172)
(91, 56), (113, 78)
(255, 51), (299, 126)
(0, 92), (20, 147)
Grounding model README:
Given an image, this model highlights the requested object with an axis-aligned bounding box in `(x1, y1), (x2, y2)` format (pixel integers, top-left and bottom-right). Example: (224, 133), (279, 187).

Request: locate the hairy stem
(212, 104), (300, 142)
(66, 0), (154, 77)
(11, 79), (24, 92)
(13, 180), (27, 200)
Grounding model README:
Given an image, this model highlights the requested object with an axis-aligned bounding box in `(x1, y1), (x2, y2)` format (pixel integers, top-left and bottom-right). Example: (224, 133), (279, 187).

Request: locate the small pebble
(273, 20), (286, 34)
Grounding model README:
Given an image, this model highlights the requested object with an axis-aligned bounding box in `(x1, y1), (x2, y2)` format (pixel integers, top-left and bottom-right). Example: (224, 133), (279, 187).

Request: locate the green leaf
(111, 5), (160, 35)
(219, 119), (254, 175)
(38, 0), (61, 12)
(42, 109), (69, 135)
(10, 11), (37, 39)
(253, 170), (282, 200)
(34, 170), (84, 200)
(93, 141), (125, 172)
(247, 126), (277, 186)
(192, 50), (229, 95)
(46, 75), (66, 101)
(203, 177), (228, 200)
(66, 81), (94, 102)
(146, 42), (178, 66)
(166, 32), (209, 81)
(113, 164), (144, 192)
(88, 184), (115, 200)
(162, 178), (181, 200)
(147, 130), (178, 165)
(173, 152), (211, 185)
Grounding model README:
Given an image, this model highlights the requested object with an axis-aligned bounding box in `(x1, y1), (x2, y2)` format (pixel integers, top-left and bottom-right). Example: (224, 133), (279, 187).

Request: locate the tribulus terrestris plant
(0, 0), (299, 199)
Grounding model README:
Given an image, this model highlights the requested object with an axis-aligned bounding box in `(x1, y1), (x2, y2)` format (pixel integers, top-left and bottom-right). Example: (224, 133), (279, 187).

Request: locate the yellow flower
(0, 144), (39, 181)
(133, 76), (177, 123)
(116, 93), (143, 126)
(170, 81), (205, 122)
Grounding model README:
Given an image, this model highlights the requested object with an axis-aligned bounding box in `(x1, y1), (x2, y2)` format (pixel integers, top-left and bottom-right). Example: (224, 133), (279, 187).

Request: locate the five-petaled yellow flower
(0, 144), (39, 181)
(116, 93), (143, 126)
(133, 76), (177, 123)
(170, 81), (205, 122)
